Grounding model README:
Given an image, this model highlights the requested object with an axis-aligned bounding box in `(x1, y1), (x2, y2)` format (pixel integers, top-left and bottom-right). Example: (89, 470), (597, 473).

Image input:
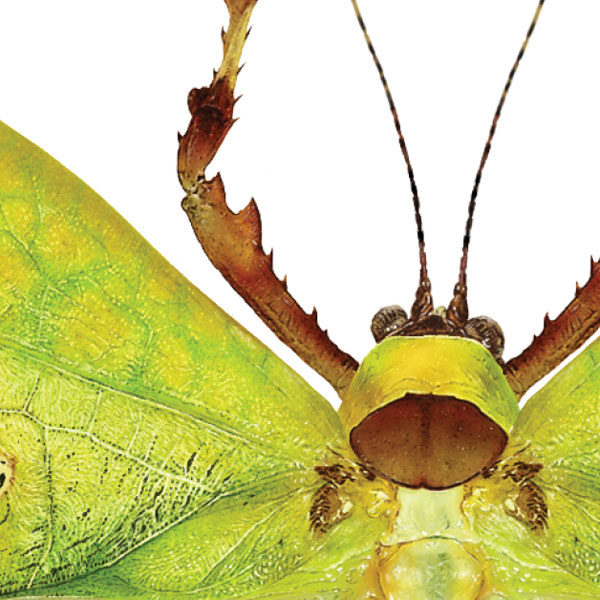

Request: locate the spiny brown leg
(177, 0), (358, 398)
(503, 258), (600, 400)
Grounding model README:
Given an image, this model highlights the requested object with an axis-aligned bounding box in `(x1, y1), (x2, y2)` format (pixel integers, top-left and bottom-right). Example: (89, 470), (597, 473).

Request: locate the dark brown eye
(464, 316), (505, 361)
(371, 305), (407, 343)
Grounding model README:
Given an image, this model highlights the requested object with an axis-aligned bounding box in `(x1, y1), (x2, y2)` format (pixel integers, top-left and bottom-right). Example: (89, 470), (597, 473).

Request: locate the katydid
(1, 1), (600, 598)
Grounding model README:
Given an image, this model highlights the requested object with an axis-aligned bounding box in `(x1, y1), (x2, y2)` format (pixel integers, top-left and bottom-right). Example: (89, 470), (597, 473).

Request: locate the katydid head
(369, 267), (505, 362)
(345, 0), (542, 491)
(370, 302), (506, 362)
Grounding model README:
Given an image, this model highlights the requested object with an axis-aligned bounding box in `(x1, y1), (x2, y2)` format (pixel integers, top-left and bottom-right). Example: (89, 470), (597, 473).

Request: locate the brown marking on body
(310, 461), (379, 534)
(314, 464), (356, 486)
(482, 454), (548, 532)
(0, 454), (16, 499)
(500, 460), (548, 532)
(501, 460), (543, 484)
(514, 480), (548, 532)
(309, 482), (344, 535)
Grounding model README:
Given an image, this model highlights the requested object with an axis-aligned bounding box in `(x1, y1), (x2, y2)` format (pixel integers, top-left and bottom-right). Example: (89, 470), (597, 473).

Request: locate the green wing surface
(0, 122), (385, 599)
(465, 337), (600, 598)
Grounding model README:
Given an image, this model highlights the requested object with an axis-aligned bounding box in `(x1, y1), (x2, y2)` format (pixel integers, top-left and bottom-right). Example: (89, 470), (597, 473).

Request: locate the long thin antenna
(350, 0), (428, 285)
(457, 0), (546, 289)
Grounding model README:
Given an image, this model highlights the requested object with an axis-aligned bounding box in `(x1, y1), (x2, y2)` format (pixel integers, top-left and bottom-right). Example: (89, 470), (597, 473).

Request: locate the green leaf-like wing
(0, 122), (385, 599)
(464, 337), (600, 598)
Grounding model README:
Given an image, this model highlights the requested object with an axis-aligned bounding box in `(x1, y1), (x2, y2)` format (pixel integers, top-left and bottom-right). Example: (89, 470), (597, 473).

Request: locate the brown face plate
(350, 393), (508, 489)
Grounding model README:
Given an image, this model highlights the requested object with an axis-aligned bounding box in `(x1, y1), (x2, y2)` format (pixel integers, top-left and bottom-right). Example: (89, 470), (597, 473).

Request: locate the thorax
(370, 486), (489, 600)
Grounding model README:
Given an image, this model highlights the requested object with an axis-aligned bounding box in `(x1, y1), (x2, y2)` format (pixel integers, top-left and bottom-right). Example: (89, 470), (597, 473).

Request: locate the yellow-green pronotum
(2, 1), (600, 598)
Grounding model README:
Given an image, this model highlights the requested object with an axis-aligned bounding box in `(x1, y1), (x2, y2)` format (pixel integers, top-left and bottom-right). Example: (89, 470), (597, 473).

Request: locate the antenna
(450, 0), (546, 323)
(350, 0), (431, 315)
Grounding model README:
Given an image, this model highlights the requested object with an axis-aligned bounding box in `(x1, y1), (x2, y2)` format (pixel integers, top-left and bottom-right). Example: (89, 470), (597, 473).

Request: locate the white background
(1, 1), (599, 408)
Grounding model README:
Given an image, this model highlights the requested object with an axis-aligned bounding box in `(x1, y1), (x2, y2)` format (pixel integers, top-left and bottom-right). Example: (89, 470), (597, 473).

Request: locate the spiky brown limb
(503, 258), (600, 400)
(177, 0), (358, 397)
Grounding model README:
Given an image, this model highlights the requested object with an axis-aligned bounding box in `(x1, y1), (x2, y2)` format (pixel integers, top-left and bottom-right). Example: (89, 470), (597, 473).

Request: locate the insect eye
(371, 305), (408, 343)
(464, 316), (505, 361)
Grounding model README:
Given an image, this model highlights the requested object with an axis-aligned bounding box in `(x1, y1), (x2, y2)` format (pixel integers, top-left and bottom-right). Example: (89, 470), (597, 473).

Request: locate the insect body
(1, 1), (600, 599)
